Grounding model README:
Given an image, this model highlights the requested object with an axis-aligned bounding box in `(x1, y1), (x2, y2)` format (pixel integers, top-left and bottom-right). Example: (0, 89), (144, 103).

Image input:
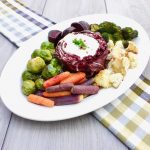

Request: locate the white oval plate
(0, 14), (150, 121)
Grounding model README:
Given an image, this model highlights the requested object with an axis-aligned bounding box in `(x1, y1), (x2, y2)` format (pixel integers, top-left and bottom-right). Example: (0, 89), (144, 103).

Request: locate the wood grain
(43, 0), (106, 22)
(2, 115), (128, 150)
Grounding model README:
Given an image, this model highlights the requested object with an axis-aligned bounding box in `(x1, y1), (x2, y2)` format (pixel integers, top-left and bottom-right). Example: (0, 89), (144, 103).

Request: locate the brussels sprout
(41, 41), (55, 50)
(31, 49), (40, 58)
(42, 64), (58, 79)
(122, 27), (138, 40)
(99, 21), (121, 34)
(27, 57), (46, 73)
(50, 58), (61, 67)
(122, 40), (129, 48)
(101, 32), (114, 42)
(90, 24), (100, 32)
(113, 32), (123, 42)
(35, 78), (44, 90)
(38, 50), (52, 62)
(22, 80), (36, 96)
(22, 70), (39, 81)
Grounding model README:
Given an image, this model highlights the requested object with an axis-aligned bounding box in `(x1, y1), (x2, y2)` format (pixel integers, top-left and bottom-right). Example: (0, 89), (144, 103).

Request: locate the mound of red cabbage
(55, 31), (109, 77)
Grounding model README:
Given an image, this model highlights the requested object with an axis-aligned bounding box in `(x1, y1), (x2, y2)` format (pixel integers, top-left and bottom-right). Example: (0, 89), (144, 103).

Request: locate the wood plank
(105, 0), (150, 79)
(43, 0), (106, 22)
(2, 114), (128, 150)
(20, 0), (47, 14)
(0, 35), (15, 150)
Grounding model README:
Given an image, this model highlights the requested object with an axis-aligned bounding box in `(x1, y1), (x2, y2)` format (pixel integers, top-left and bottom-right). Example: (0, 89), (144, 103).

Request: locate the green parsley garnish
(73, 38), (87, 49)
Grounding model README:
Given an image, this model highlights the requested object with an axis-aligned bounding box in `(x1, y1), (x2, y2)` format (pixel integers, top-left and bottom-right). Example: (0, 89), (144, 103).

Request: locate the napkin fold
(0, 1), (150, 149)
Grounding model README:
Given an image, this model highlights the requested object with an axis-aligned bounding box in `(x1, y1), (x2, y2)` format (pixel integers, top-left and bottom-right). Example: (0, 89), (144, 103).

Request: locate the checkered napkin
(0, 0), (54, 47)
(0, 1), (150, 150)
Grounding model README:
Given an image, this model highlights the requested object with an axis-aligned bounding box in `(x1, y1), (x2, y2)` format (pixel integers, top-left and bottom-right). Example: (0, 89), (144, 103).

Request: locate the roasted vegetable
(22, 80), (36, 96)
(28, 94), (54, 107)
(31, 49), (40, 58)
(113, 32), (123, 42)
(99, 21), (121, 34)
(48, 30), (62, 44)
(43, 71), (71, 88)
(22, 70), (38, 81)
(90, 24), (100, 32)
(81, 78), (94, 85)
(101, 32), (114, 42)
(35, 78), (44, 90)
(46, 83), (74, 92)
(54, 95), (84, 106)
(122, 40), (129, 48)
(43, 91), (71, 97)
(50, 58), (61, 67)
(27, 57), (45, 73)
(40, 41), (55, 50)
(122, 27), (138, 40)
(42, 64), (57, 79)
(71, 85), (99, 95)
(71, 21), (89, 32)
(38, 50), (52, 62)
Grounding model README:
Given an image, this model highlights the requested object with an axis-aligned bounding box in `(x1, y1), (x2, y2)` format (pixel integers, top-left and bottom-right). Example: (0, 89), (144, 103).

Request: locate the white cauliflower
(107, 40), (114, 51)
(127, 52), (138, 68)
(126, 41), (138, 53)
(109, 73), (123, 88)
(115, 41), (124, 49)
(94, 69), (111, 88)
(111, 57), (130, 76)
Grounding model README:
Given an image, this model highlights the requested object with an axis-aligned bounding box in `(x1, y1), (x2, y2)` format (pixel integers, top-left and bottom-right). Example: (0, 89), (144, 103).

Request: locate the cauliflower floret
(126, 41), (138, 53)
(115, 40), (124, 49)
(111, 47), (125, 59)
(94, 69), (111, 88)
(109, 73), (123, 88)
(107, 40), (114, 51)
(127, 52), (138, 68)
(111, 57), (130, 76)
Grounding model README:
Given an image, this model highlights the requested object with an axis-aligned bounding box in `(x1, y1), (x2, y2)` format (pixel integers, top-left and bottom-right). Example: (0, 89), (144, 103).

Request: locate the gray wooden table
(0, 0), (150, 149)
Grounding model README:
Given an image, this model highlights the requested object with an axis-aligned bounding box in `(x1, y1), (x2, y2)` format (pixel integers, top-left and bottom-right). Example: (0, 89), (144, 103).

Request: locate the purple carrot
(81, 78), (94, 85)
(53, 95), (84, 106)
(46, 83), (74, 92)
(71, 85), (99, 95)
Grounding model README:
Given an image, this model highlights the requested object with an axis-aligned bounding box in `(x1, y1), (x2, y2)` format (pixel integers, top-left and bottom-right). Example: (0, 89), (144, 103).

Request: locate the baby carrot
(44, 71), (71, 88)
(43, 91), (71, 97)
(78, 77), (87, 84)
(60, 72), (86, 84)
(28, 94), (54, 107)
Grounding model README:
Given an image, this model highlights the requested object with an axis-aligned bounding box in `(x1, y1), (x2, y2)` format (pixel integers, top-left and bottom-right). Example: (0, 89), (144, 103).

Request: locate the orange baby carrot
(28, 94), (54, 107)
(78, 77), (87, 84)
(44, 71), (71, 88)
(60, 72), (86, 84)
(43, 91), (71, 97)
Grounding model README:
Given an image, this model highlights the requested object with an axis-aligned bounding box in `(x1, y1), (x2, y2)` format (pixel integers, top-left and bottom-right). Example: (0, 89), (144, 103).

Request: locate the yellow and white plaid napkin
(94, 75), (150, 150)
(0, 1), (150, 149)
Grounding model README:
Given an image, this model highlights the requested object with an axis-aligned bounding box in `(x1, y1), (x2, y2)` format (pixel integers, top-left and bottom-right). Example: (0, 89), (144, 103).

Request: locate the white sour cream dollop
(62, 33), (99, 59)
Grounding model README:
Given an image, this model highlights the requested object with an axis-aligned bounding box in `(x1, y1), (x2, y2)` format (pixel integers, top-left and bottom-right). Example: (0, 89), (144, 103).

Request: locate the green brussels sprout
(27, 57), (46, 73)
(113, 32), (123, 43)
(42, 64), (58, 79)
(31, 49), (40, 58)
(99, 21), (121, 34)
(122, 40), (129, 48)
(35, 78), (44, 90)
(101, 32), (114, 42)
(50, 58), (61, 67)
(90, 24), (100, 32)
(22, 70), (39, 81)
(41, 41), (55, 50)
(122, 27), (138, 40)
(38, 50), (52, 62)
(22, 80), (36, 96)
